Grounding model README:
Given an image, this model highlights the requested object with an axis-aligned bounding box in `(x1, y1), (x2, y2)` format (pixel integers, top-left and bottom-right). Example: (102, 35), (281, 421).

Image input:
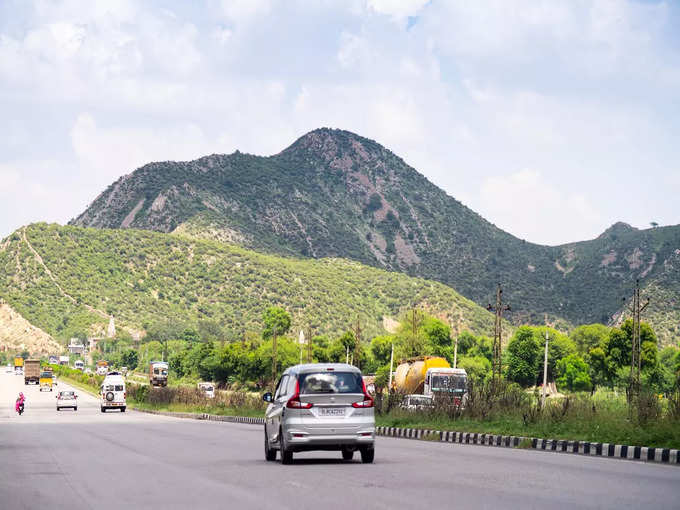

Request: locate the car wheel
(57, 407), (61, 411)
(264, 427), (277, 461)
(341, 448), (354, 461)
(74, 407), (78, 411)
(100, 407), (106, 413)
(121, 407), (126, 412)
(360, 447), (375, 464)
(280, 428), (293, 465)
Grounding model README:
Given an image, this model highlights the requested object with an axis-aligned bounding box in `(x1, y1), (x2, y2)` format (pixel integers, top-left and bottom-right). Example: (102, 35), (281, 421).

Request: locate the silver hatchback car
(263, 363), (375, 464)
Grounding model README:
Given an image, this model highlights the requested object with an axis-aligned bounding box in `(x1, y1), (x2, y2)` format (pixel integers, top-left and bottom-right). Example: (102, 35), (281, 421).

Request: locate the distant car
(400, 394), (435, 411)
(52, 374), (58, 386)
(5, 364), (12, 373)
(56, 390), (78, 411)
(263, 363), (375, 464)
(198, 382), (215, 398)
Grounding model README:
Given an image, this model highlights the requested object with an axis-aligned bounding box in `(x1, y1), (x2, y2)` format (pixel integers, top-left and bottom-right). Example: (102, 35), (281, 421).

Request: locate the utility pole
(625, 279), (649, 404)
(452, 312), (463, 369)
(353, 317), (362, 369)
(541, 329), (549, 409)
(487, 284), (511, 386)
(298, 330), (304, 365)
(307, 325), (313, 363)
(411, 306), (421, 338)
(271, 325), (278, 393)
(388, 341), (394, 396)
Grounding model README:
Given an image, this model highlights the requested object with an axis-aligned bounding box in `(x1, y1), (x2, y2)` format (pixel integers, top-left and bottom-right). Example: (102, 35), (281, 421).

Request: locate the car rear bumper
(284, 429), (375, 450)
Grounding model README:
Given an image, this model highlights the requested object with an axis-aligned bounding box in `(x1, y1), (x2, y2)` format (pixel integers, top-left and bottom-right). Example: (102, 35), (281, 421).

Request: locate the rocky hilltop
(70, 128), (680, 343)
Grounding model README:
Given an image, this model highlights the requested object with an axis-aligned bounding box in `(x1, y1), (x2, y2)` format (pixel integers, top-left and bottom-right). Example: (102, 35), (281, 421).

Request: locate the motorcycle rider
(15, 392), (25, 415)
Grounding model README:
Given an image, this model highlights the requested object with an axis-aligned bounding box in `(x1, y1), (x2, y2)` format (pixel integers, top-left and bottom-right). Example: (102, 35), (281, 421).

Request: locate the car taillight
(352, 379), (374, 408)
(286, 380), (313, 409)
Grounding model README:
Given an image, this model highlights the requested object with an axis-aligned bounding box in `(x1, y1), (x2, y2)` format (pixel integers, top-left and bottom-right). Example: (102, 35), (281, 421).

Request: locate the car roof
(283, 363), (362, 376)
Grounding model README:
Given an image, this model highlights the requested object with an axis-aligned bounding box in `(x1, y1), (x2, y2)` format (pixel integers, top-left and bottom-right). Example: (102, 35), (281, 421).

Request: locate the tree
(120, 349), (139, 371)
(146, 319), (185, 361)
(262, 307), (291, 339)
(198, 320), (224, 343)
(556, 354), (592, 391)
(505, 326), (541, 387)
(570, 324), (609, 355)
(458, 355), (491, 383)
(456, 331), (478, 356)
(370, 335), (394, 366)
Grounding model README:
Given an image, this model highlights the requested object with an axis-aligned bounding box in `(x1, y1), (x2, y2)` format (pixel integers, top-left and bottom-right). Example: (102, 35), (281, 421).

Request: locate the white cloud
(218, 0), (272, 25)
(366, 0), (429, 20)
(0, 164), (21, 193)
(478, 169), (604, 245)
(70, 113), (215, 183)
(0, 0), (678, 243)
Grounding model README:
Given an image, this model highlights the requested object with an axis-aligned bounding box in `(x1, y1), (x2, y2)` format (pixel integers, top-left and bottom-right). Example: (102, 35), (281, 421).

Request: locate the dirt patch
(394, 234), (420, 266)
(382, 316), (399, 334)
(120, 198), (145, 228)
(626, 247), (643, 270)
(151, 192), (167, 212)
(640, 253), (657, 278)
(0, 301), (61, 355)
(600, 250), (617, 267)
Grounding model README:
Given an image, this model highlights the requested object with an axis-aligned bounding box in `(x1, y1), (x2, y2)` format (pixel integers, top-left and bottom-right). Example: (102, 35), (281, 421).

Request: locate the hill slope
(0, 223), (501, 341)
(70, 128), (680, 343)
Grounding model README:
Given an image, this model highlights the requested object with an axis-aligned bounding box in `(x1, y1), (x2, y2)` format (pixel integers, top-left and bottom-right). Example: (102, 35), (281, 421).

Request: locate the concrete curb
(132, 408), (679, 466)
(375, 426), (680, 465)
(133, 408), (265, 425)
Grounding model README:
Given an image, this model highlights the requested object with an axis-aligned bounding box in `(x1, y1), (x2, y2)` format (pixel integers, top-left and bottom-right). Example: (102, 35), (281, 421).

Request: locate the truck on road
(96, 360), (109, 376)
(24, 359), (41, 385)
(14, 356), (24, 375)
(40, 368), (54, 391)
(74, 359), (84, 371)
(393, 356), (468, 406)
(149, 361), (169, 387)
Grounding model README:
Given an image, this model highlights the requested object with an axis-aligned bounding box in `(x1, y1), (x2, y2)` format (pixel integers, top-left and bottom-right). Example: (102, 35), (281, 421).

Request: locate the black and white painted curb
(134, 408), (265, 425)
(376, 426), (680, 465)
(132, 409), (678, 465)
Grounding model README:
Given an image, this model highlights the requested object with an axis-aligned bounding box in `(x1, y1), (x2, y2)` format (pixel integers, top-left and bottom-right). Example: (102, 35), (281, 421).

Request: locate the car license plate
(320, 408), (344, 417)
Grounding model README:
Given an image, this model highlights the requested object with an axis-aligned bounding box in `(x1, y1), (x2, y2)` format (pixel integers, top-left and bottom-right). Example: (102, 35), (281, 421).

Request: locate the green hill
(0, 223), (501, 342)
(69, 129), (680, 343)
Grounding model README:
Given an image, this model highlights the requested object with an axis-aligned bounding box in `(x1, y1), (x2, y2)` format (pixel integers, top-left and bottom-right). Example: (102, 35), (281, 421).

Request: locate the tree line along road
(0, 372), (678, 510)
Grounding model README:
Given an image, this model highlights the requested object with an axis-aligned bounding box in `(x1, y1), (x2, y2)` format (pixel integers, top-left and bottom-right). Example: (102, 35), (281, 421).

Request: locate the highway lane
(1, 371), (679, 510)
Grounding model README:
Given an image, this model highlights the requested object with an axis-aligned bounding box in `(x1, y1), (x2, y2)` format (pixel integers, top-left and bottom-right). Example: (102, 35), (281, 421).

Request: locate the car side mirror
(263, 392), (273, 403)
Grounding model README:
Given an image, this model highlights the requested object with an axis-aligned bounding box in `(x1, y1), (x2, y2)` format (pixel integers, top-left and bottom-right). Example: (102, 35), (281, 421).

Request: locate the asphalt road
(1, 372), (678, 510)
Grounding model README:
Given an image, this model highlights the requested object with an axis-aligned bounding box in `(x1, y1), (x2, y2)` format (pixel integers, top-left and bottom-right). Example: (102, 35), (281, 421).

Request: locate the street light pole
(541, 329), (549, 409)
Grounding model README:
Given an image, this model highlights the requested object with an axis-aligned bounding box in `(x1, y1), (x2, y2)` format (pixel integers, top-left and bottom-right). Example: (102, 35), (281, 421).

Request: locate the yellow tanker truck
(393, 356), (468, 404)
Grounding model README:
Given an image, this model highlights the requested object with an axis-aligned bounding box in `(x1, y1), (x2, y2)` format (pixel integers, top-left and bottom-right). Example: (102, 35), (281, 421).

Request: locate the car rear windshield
(41, 372), (52, 378)
(299, 372), (363, 394)
(60, 392), (74, 397)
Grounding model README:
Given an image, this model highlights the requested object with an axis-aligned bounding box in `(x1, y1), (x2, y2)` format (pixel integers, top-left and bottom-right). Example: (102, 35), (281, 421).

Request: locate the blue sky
(0, 0), (678, 245)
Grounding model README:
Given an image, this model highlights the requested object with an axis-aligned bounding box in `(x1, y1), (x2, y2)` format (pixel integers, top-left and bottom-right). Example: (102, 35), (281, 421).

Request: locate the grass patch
(376, 390), (680, 450)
